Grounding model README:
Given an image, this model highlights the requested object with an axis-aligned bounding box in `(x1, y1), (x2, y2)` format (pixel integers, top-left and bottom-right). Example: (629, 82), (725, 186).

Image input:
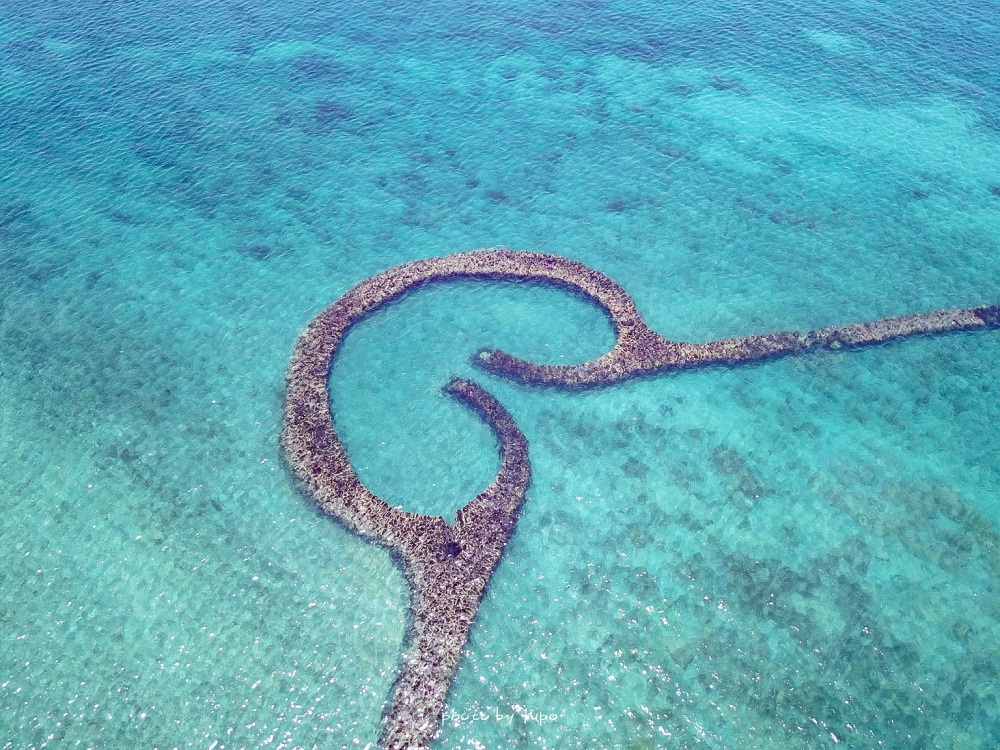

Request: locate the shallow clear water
(2, 0), (999, 747)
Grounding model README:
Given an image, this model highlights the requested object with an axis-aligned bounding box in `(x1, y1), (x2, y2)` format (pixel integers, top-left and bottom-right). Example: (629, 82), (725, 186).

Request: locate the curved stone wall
(282, 248), (999, 749)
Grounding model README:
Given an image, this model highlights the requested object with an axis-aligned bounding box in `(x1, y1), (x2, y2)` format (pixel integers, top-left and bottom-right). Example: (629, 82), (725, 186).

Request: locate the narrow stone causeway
(282, 248), (999, 749)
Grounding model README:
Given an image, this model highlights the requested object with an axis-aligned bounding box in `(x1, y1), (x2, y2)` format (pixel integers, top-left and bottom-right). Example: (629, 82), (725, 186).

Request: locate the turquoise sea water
(2, 0), (1000, 747)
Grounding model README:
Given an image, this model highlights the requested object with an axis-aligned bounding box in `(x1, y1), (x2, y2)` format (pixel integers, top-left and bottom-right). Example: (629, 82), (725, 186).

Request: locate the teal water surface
(2, 0), (999, 747)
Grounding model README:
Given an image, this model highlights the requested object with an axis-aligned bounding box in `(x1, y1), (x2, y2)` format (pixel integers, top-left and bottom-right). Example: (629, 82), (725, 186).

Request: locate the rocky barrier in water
(282, 248), (998, 748)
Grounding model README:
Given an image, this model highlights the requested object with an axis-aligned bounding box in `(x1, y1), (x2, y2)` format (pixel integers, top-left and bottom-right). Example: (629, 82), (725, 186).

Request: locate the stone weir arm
(379, 379), (531, 750)
(473, 285), (1000, 388)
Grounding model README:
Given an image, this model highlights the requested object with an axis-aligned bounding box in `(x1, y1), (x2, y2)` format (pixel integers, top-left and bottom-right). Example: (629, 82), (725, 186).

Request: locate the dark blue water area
(2, 0), (1000, 747)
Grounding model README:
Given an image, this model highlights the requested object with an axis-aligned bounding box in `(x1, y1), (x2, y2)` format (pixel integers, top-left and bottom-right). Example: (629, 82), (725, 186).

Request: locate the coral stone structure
(282, 248), (999, 749)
